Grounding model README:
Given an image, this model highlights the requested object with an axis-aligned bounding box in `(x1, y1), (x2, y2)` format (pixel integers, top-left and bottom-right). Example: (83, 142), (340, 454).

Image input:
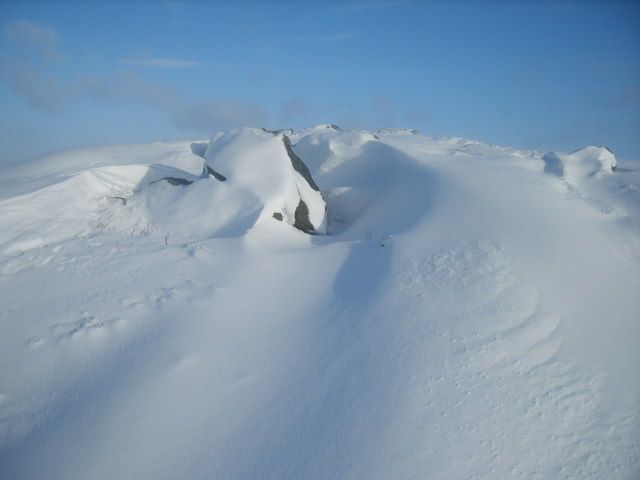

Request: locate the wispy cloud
(2, 60), (73, 112)
(118, 57), (199, 68)
(333, 1), (407, 14)
(1, 17), (262, 130)
(0, 19), (71, 112)
(2, 19), (63, 62)
(173, 99), (269, 131)
(81, 72), (182, 112)
(81, 72), (268, 132)
(280, 97), (318, 124)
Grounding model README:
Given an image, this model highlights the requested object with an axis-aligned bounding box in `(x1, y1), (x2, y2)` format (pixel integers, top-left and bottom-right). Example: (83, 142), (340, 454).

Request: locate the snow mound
(0, 140), (206, 202)
(290, 127), (378, 177)
(0, 164), (198, 255)
(543, 146), (617, 180)
(0, 129), (327, 254)
(204, 127), (326, 235)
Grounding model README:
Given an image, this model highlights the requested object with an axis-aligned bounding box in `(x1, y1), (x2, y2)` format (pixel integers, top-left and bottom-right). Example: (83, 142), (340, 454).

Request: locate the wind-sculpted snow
(204, 127), (326, 234)
(541, 147), (640, 223)
(0, 164), (198, 254)
(543, 146), (617, 179)
(0, 126), (639, 479)
(0, 129), (327, 251)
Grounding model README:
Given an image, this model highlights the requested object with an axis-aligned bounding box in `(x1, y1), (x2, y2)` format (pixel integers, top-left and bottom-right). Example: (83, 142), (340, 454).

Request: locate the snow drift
(0, 126), (639, 480)
(543, 146), (617, 180)
(0, 128), (326, 255)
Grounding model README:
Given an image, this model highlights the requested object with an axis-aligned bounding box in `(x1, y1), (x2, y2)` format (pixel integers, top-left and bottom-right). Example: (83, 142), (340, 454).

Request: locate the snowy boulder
(543, 146), (617, 180)
(204, 127), (326, 235)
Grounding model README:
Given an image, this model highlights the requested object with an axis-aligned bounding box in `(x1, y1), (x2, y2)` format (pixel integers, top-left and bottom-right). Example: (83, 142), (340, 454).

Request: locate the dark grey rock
(282, 135), (319, 191)
(261, 127), (294, 136)
(151, 177), (194, 186)
(293, 200), (316, 234)
(604, 147), (617, 171)
(272, 212), (283, 221)
(203, 165), (227, 181)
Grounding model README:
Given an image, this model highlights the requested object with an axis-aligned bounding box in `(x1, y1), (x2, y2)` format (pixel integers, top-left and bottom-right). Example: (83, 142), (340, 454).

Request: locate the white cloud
(81, 72), (268, 132)
(2, 19), (63, 62)
(2, 60), (72, 112)
(118, 58), (199, 68)
(173, 99), (269, 131)
(1, 20), (70, 112)
(81, 72), (182, 112)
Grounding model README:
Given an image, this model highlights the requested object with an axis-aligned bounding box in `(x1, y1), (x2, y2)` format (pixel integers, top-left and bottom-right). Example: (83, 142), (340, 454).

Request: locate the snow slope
(0, 127), (638, 479)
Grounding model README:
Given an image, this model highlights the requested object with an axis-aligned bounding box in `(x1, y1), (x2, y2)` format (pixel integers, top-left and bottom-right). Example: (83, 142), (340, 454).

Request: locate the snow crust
(0, 126), (639, 479)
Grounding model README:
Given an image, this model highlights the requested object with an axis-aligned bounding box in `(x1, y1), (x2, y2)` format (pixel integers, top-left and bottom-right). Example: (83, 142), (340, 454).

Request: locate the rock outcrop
(204, 127), (326, 235)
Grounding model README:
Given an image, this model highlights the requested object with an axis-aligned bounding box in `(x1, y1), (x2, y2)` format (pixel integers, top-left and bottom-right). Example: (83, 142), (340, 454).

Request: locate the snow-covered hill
(0, 126), (639, 479)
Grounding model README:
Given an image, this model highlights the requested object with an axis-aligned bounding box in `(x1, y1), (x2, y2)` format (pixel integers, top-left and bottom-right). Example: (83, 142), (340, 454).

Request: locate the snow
(0, 163), (202, 254)
(543, 146), (617, 179)
(204, 127), (326, 234)
(0, 126), (639, 479)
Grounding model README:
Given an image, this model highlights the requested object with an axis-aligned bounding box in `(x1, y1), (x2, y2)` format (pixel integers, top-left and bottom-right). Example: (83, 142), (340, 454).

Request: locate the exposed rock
(282, 135), (320, 191)
(377, 128), (418, 135)
(202, 164), (227, 181)
(604, 147), (617, 171)
(261, 127), (294, 136)
(151, 177), (194, 186)
(293, 200), (315, 234)
(203, 127), (326, 235)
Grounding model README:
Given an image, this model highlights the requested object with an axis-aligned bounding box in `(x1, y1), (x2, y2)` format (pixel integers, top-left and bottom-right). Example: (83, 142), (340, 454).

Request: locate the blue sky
(0, 0), (638, 164)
